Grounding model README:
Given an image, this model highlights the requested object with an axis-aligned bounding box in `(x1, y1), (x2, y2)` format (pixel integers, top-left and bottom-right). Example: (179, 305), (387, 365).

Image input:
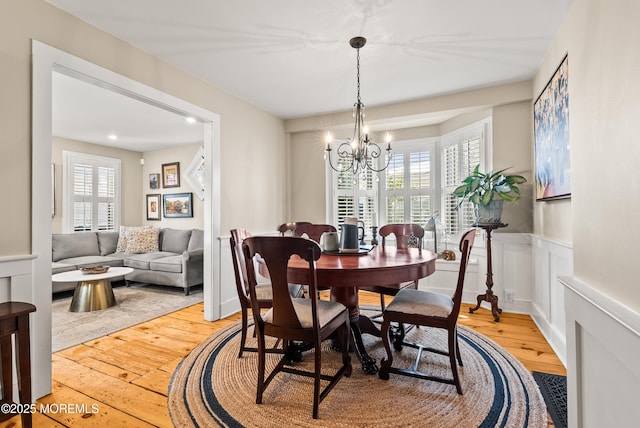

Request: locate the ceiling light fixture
(325, 36), (392, 175)
(185, 117), (196, 124)
(108, 134), (118, 140)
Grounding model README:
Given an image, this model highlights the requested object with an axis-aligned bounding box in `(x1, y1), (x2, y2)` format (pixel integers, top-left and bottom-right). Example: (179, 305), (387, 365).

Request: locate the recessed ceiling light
(185, 117), (196, 124)
(108, 134), (118, 140)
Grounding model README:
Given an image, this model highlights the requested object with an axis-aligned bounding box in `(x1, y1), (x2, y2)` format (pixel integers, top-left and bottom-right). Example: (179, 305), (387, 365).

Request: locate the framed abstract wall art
(534, 55), (571, 201)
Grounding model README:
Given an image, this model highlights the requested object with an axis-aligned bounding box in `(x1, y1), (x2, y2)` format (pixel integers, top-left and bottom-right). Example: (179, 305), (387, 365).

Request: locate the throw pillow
(116, 225), (152, 253)
(126, 228), (160, 254)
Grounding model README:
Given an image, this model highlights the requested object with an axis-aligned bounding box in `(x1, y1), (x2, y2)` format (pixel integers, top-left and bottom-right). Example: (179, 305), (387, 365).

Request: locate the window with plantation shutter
(63, 151), (121, 233)
(328, 143), (378, 237)
(441, 124), (485, 238)
(380, 139), (435, 230)
(326, 119), (488, 244)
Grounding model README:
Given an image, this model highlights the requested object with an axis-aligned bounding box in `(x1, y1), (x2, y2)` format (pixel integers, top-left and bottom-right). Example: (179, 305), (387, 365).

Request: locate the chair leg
(312, 341), (321, 419)
(378, 317), (393, 380)
(238, 308), (248, 358)
(455, 328), (463, 366)
(380, 294), (386, 312)
(448, 328), (463, 394)
(256, 329), (266, 404)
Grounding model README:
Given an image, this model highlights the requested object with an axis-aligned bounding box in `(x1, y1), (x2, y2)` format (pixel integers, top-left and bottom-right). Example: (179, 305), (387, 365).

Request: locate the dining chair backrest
(278, 221), (312, 236)
(293, 223), (337, 243)
(451, 228), (476, 318)
(230, 228), (253, 299)
(243, 236), (322, 329)
(379, 224), (425, 249)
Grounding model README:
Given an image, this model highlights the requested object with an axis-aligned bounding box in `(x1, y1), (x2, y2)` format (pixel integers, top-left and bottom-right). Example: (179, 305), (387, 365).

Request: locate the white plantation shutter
(330, 144), (378, 236)
(380, 140), (435, 229)
(63, 151), (120, 233)
(441, 124), (485, 238)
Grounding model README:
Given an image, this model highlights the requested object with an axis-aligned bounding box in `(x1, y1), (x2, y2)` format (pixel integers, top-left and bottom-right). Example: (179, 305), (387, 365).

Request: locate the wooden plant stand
(469, 223), (507, 322)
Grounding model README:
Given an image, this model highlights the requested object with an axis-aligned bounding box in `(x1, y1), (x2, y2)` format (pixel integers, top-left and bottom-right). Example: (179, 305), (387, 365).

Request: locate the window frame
(62, 150), (122, 233)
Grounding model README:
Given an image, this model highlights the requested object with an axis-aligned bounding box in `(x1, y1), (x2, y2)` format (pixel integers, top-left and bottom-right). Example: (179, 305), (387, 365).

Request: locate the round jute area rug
(168, 320), (547, 427)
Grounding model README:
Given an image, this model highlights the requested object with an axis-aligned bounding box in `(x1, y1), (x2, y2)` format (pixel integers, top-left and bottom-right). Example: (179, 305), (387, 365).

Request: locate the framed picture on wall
(534, 54), (571, 201)
(163, 192), (193, 218)
(146, 194), (161, 220)
(162, 162), (180, 188)
(149, 173), (160, 189)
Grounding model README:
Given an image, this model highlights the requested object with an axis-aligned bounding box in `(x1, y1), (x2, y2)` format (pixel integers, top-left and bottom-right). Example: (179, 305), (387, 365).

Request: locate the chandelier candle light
(325, 36), (392, 175)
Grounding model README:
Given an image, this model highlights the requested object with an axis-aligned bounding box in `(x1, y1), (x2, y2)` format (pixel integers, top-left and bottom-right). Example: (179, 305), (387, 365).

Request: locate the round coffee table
(52, 267), (133, 312)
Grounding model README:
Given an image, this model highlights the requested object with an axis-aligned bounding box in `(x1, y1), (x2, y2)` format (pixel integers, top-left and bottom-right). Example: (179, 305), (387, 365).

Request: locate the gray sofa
(52, 228), (203, 295)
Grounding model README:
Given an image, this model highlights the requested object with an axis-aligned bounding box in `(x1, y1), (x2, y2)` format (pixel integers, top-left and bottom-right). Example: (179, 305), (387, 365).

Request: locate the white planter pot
(474, 200), (504, 225)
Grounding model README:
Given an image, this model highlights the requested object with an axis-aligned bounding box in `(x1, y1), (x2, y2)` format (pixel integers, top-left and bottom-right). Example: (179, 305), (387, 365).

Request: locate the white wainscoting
(421, 232), (533, 314)
(561, 277), (640, 428)
(0, 254), (52, 401)
(219, 236), (241, 318)
(531, 235), (573, 365)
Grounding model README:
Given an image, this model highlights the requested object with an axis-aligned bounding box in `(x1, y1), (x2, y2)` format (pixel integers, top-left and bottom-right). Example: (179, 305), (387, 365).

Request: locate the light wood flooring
(1, 292), (565, 427)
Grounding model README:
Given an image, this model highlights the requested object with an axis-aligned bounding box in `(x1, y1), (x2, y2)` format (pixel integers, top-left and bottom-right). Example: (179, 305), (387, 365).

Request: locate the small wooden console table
(469, 223), (507, 322)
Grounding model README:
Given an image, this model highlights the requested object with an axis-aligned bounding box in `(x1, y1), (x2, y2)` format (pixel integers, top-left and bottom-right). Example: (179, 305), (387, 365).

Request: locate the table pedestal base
(70, 279), (117, 312)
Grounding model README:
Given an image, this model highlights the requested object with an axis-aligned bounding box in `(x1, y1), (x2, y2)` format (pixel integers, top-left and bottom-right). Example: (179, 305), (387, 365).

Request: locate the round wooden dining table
(287, 245), (437, 374)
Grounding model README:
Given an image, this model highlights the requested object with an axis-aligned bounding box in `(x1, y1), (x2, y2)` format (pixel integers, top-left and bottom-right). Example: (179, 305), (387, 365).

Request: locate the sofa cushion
(161, 228), (192, 253)
(149, 255), (183, 273)
(126, 228), (160, 253)
(124, 252), (177, 270)
(116, 225), (152, 253)
(97, 231), (120, 256)
(52, 262), (76, 275)
(52, 233), (99, 262)
(59, 256), (125, 268)
(188, 229), (204, 251)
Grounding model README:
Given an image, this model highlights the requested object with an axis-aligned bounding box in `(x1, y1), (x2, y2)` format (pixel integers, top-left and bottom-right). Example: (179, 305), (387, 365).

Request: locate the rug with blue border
(168, 320), (548, 427)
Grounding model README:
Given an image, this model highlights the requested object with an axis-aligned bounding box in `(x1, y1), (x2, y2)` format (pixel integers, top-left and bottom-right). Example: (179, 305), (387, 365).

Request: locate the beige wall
(142, 143), (204, 229)
(534, 0), (640, 311)
(51, 137), (144, 234)
(0, 0), (286, 257)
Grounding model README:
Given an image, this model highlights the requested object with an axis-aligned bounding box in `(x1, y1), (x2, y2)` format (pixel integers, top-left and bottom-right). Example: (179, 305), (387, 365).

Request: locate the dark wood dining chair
(278, 221), (311, 236)
(378, 229), (476, 394)
(292, 223), (337, 243)
(242, 236), (352, 419)
(229, 229), (303, 358)
(361, 223), (425, 312)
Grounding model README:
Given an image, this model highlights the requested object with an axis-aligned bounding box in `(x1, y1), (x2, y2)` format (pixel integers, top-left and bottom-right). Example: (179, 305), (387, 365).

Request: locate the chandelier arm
(364, 144), (393, 173)
(326, 142), (356, 173)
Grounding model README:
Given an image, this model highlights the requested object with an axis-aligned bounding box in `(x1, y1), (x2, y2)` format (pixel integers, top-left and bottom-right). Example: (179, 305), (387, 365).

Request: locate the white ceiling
(49, 0), (572, 148)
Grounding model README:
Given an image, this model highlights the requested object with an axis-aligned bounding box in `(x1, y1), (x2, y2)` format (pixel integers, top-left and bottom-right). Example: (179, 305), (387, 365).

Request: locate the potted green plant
(452, 165), (527, 225)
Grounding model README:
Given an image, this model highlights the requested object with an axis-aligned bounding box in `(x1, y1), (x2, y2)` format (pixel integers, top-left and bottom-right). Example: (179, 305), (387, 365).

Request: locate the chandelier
(325, 36), (392, 175)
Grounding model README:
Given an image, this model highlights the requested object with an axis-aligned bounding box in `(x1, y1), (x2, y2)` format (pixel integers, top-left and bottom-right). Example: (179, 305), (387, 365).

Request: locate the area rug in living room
(52, 284), (203, 352)
(168, 321), (548, 428)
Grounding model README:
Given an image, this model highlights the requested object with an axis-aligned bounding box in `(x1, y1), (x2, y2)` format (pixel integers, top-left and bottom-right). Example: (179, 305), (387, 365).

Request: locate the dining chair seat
(383, 288), (453, 318)
(262, 297), (347, 328)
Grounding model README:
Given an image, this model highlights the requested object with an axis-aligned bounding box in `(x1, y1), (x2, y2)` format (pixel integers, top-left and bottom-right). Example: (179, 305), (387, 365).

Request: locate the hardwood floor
(1, 292), (565, 427)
